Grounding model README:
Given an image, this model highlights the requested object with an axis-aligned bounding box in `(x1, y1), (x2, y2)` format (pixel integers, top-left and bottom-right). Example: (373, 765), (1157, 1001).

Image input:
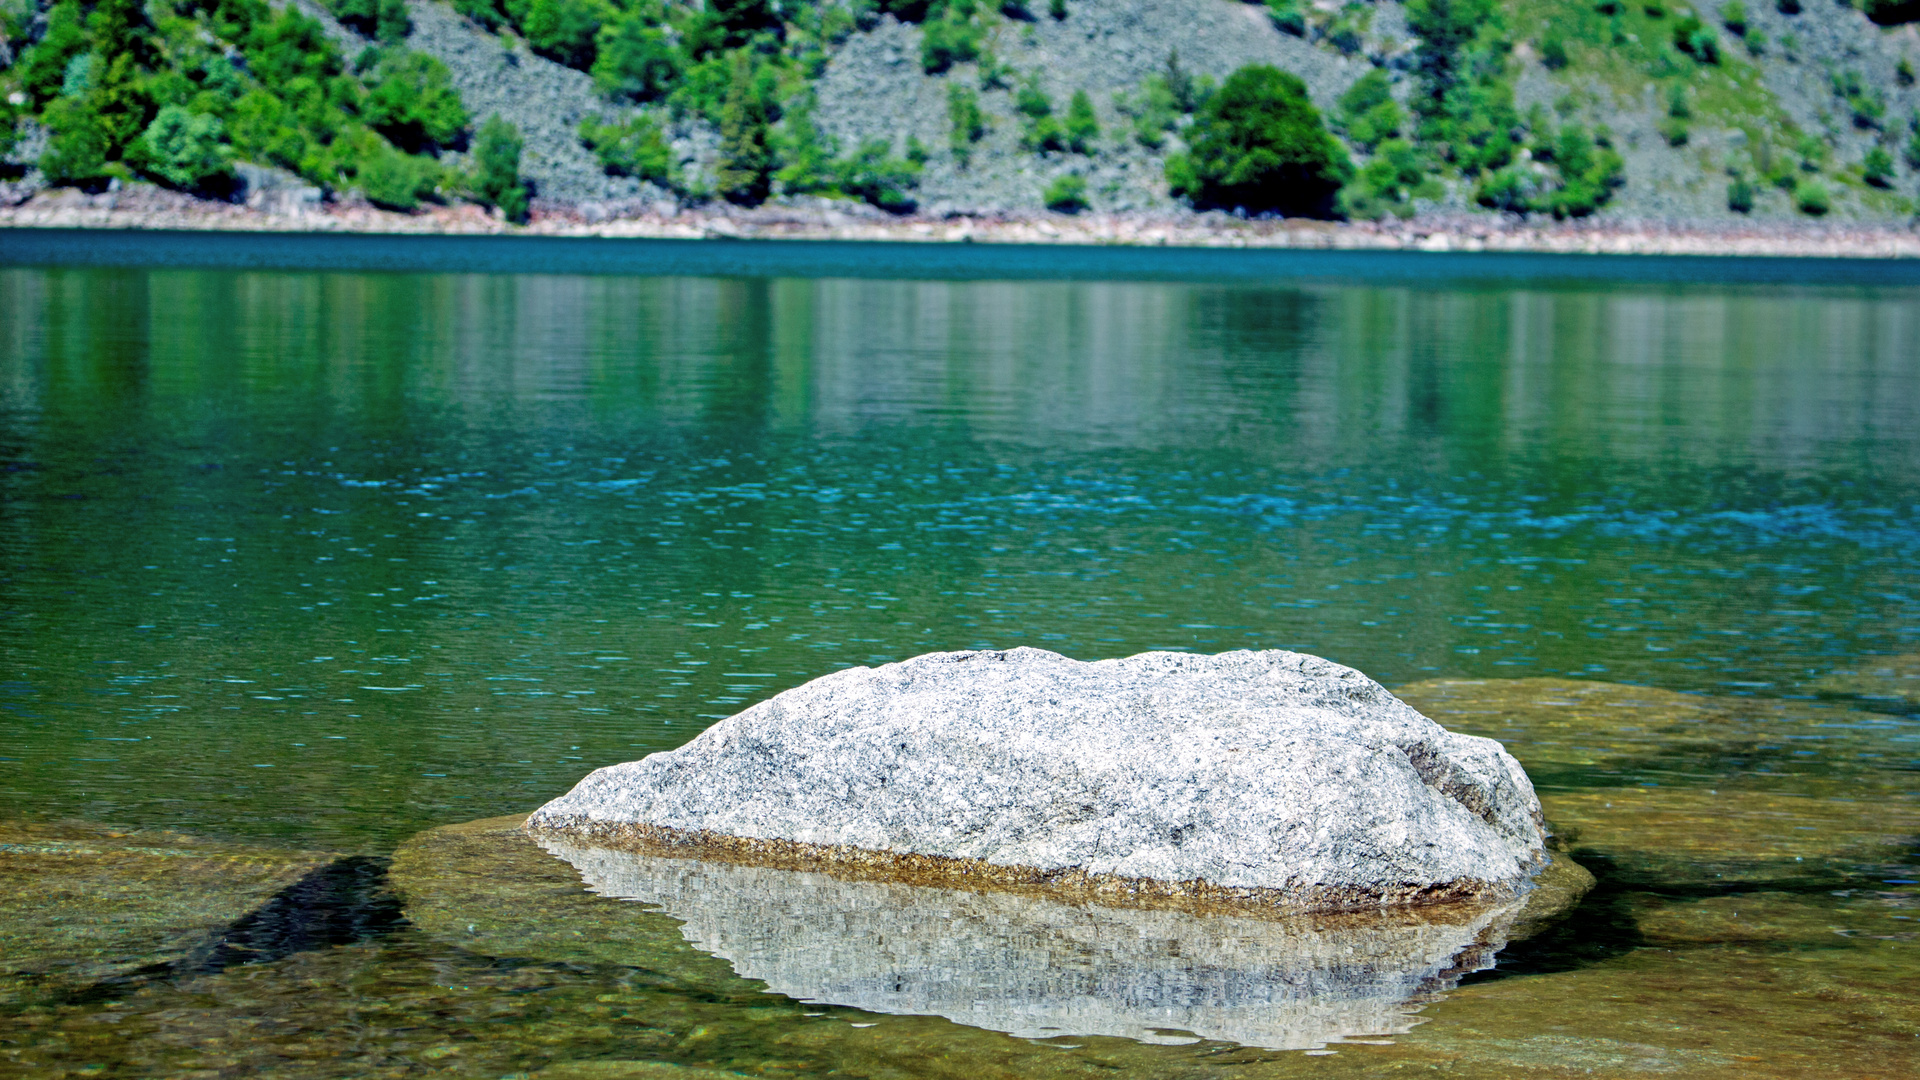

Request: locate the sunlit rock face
(538, 837), (1572, 1052)
(529, 649), (1548, 912)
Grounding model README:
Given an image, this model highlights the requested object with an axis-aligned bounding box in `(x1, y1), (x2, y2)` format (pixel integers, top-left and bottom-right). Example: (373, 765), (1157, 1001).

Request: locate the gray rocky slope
(528, 648), (1549, 913)
(370, 0), (1920, 222)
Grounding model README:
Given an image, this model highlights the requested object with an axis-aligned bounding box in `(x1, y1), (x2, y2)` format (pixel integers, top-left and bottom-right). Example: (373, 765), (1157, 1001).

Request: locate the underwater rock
(1812, 652), (1920, 705)
(529, 648), (1548, 913)
(533, 834), (1591, 1052)
(0, 821), (337, 1003)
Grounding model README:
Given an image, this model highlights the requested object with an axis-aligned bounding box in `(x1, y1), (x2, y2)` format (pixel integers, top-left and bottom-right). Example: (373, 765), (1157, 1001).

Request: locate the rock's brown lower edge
(522, 816), (1524, 924)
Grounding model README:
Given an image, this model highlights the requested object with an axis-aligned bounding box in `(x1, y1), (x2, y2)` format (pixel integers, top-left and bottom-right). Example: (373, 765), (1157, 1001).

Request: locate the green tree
(592, 16), (681, 102)
(471, 114), (529, 221)
(1862, 145), (1895, 187)
(838, 137), (920, 212)
(1165, 64), (1352, 217)
(947, 82), (985, 165)
(1015, 74), (1064, 151)
(579, 113), (676, 184)
(1335, 68), (1404, 150)
(362, 53), (469, 153)
(1043, 172), (1088, 211)
(517, 0), (610, 70)
(128, 105), (232, 190)
(39, 97), (115, 187)
(335, 0), (411, 43)
(713, 52), (773, 204)
(358, 141), (439, 209)
(1064, 89), (1098, 153)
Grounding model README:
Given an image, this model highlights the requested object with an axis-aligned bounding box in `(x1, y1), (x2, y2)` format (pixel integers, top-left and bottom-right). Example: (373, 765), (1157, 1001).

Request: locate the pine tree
(713, 52), (772, 205)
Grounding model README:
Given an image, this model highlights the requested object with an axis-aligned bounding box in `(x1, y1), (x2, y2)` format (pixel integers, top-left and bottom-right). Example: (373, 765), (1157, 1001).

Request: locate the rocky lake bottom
(1, 252), (1917, 1077)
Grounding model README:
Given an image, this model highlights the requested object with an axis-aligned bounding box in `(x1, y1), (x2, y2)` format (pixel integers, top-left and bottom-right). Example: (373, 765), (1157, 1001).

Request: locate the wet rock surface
(536, 833), (1591, 1052)
(529, 648), (1549, 912)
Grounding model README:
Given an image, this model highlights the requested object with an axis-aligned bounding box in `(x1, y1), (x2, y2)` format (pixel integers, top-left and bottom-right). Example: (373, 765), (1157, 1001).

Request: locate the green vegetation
(1043, 171), (1087, 211)
(471, 114), (528, 220)
(1727, 174), (1755, 212)
(1794, 176), (1829, 215)
(1165, 64), (1350, 217)
(5, 0), (461, 203)
(1015, 73), (1064, 152)
(1064, 89), (1098, 153)
(579, 112), (676, 185)
(947, 82), (985, 165)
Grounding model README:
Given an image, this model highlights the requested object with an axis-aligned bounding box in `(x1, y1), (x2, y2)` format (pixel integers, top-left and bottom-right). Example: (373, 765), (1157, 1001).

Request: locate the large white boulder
(527, 648), (1549, 912)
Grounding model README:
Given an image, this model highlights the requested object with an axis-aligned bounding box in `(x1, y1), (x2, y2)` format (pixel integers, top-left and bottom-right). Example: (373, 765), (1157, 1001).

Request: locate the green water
(2, 256), (1918, 1078)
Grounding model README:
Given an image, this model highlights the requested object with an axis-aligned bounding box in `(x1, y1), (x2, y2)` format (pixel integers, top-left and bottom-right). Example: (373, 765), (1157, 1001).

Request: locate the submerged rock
(536, 835), (1590, 1052)
(529, 648), (1549, 913)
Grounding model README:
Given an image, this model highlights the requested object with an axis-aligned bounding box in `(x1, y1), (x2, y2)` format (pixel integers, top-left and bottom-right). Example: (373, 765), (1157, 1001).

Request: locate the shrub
(948, 82), (985, 164)
(592, 17), (680, 102)
(839, 138), (920, 212)
(1265, 0), (1307, 34)
(1016, 75), (1065, 151)
(579, 113), (675, 184)
(128, 105), (232, 191)
(1907, 114), (1920, 169)
(713, 52), (773, 204)
(362, 53), (469, 153)
(519, 0), (610, 70)
(1540, 34), (1570, 70)
(1658, 115), (1690, 145)
(17, 0), (87, 107)
(452, 0), (505, 28)
(333, 0), (410, 43)
(1674, 16), (1720, 62)
(1064, 89), (1099, 153)
(1863, 0), (1920, 24)
(1337, 137), (1427, 219)
(1113, 76), (1179, 149)
(1775, 0), (1799, 12)
(1043, 172), (1088, 211)
(38, 97), (114, 188)
(921, 8), (983, 73)
(1165, 64), (1352, 217)
(471, 114), (529, 221)
(1793, 177), (1829, 215)
(359, 144), (439, 209)
(1744, 28), (1766, 53)
(1048, 0), (1067, 19)
(1900, 57), (1917, 87)
(1727, 175), (1755, 212)
(1832, 70), (1886, 129)
(1335, 69), (1405, 150)
(1722, 0), (1748, 29)
(1863, 145), (1895, 187)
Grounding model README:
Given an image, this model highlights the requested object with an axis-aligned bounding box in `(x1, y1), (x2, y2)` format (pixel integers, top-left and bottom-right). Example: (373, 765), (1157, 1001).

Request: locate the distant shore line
(6, 183), (1920, 261)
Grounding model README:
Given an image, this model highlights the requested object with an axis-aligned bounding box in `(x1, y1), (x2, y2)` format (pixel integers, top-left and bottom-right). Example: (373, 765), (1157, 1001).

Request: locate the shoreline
(6, 184), (1920, 260)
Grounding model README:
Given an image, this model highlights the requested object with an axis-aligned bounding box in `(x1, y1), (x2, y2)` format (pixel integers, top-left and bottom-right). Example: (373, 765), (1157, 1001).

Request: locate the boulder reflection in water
(536, 838), (1538, 1051)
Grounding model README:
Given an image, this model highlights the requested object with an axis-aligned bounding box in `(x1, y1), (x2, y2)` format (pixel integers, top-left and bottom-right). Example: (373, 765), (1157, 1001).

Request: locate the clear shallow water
(2, 249), (1919, 1077)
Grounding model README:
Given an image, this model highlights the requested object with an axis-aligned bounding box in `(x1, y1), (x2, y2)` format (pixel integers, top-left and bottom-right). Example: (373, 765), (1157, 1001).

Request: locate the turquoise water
(1, 239), (1918, 1077)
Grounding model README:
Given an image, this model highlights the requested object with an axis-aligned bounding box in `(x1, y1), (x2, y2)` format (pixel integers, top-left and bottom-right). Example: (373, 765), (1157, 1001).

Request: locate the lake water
(2, 236), (1918, 1078)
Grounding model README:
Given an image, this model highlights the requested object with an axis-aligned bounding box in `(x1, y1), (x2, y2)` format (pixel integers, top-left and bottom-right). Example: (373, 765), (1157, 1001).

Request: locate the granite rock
(528, 648), (1549, 912)
(537, 835), (1589, 1051)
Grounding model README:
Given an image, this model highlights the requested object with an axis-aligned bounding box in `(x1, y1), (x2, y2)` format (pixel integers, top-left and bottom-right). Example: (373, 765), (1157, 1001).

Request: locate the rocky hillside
(3, 0), (1919, 224)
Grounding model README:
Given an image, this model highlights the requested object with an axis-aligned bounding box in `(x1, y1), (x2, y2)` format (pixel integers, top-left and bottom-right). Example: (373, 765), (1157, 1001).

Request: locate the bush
(1043, 172), (1088, 212)
(839, 138), (920, 212)
(948, 82), (985, 164)
(921, 8), (983, 73)
(333, 0), (410, 43)
(1540, 34), (1569, 70)
(579, 113), (675, 184)
(712, 52), (773, 204)
(1793, 177), (1829, 215)
(1474, 164), (1539, 213)
(1863, 145), (1895, 187)
(1165, 64), (1352, 217)
(592, 17), (681, 102)
(1673, 16), (1720, 62)
(1775, 0), (1799, 12)
(1743, 27), (1766, 53)
(359, 144), (439, 209)
(1265, 0), (1307, 34)
(1048, 0), (1067, 19)
(1064, 89), (1099, 153)
(471, 114), (529, 220)
(1335, 69), (1404, 150)
(362, 53), (469, 153)
(39, 97), (115, 188)
(1338, 137), (1427, 219)
(1901, 57), (1917, 87)
(1721, 0), (1748, 29)
(1015, 75), (1065, 152)
(1727, 176), (1755, 212)
(128, 105), (232, 191)
(519, 0), (610, 70)
(1863, 0), (1920, 24)
(1907, 114), (1920, 169)
(1658, 115), (1690, 145)
(1114, 76), (1179, 149)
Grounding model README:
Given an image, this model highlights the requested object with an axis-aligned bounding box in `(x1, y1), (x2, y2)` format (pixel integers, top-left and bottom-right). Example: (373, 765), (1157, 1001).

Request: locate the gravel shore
(4, 182), (1919, 259)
